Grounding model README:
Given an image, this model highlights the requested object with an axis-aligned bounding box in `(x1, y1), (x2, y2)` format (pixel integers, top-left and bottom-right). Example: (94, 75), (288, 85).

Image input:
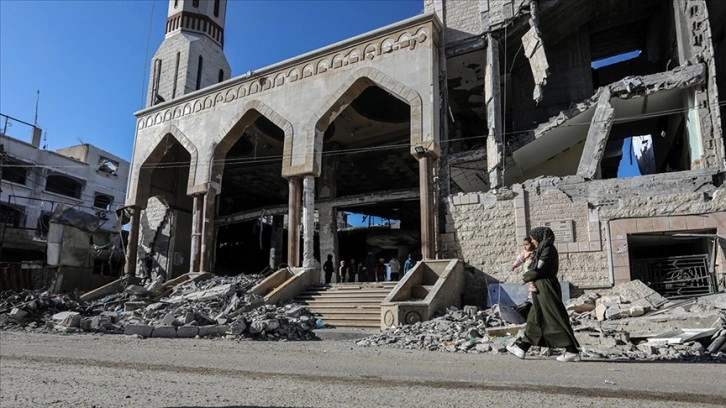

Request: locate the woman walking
(506, 226), (581, 362)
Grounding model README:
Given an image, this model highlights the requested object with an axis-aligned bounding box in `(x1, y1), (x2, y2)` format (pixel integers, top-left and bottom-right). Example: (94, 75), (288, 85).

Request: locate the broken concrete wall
(673, 0), (725, 169)
(511, 29), (593, 132)
(140, 196), (175, 280)
(439, 169), (726, 290)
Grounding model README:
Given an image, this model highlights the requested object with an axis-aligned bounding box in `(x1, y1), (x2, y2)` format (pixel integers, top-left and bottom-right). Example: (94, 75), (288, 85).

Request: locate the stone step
(302, 304), (380, 311)
(298, 293), (389, 300)
(320, 317), (381, 329)
(295, 298), (383, 306)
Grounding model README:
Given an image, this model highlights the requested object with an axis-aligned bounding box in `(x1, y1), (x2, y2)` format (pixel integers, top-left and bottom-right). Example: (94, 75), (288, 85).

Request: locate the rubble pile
(0, 273), (319, 341)
(0, 290), (83, 331)
(356, 305), (524, 354)
(358, 281), (726, 361)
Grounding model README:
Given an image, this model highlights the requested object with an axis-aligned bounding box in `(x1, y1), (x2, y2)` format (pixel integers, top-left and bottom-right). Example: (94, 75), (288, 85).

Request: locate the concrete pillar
(302, 175), (316, 268)
(199, 186), (217, 273)
(124, 206), (141, 277)
(317, 204), (338, 283)
(190, 194), (203, 272)
(485, 33), (503, 188)
(269, 215), (284, 270)
(287, 177), (302, 267)
(418, 156), (434, 260)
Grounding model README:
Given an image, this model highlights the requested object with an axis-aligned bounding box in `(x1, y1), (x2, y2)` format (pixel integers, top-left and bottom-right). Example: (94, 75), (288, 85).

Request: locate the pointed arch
(301, 67), (423, 176)
(208, 100), (293, 185)
(130, 125), (199, 206)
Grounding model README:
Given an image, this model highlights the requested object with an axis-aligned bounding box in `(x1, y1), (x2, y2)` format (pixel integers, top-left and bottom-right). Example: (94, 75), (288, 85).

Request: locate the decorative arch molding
(296, 67), (423, 177)
(207, 100), (293, 187)
(133, 125), (199, 206)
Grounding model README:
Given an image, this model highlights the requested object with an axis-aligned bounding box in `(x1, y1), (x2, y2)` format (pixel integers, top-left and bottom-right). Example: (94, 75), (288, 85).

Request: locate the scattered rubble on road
(0, 273), (318, 341)
(357, 280), (726, 361)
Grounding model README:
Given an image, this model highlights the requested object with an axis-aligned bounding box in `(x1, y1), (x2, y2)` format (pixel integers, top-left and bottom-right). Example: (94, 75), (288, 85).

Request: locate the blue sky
(0, 0), (422, 161)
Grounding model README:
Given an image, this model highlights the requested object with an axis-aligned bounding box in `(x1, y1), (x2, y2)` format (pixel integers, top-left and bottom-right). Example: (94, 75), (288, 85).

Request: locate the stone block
(151, 325), (177, 338)
(197, 325), (219, 337)
(124, 324), (154, 337)
(177, 326), (199, 338)
(217, 325), (230, 335)
(9, 308), (28, 322)
(52, 311), (81, 328)
(160, 312), (176, 326)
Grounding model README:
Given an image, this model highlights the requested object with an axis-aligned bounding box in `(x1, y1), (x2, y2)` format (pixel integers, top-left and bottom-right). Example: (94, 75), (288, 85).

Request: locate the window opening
(195, 55), (203, 90)
(0, 204), (25, 227)
(93, 194), (113, 210)
(214, 0), (220, 17)
(98, 157), (119, 175)
(1, 157), (29, 184)
(45, 174), (83, 199)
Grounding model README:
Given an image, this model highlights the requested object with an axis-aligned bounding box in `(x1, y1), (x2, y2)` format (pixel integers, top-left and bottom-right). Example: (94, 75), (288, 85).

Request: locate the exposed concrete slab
(576, 89), (614, 179)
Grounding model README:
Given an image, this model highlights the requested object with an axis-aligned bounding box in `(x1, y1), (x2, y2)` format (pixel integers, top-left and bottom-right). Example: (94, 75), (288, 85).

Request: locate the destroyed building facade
(125, 0), (726, 297)
(1, 116), (129, 290)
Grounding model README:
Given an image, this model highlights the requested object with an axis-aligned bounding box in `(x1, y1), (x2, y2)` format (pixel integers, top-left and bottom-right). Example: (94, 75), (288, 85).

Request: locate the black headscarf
(529, 226), (555, 260)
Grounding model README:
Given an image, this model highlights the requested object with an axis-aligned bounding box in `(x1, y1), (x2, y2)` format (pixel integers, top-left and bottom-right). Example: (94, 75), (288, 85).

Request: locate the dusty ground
(1, 331), (725, 408)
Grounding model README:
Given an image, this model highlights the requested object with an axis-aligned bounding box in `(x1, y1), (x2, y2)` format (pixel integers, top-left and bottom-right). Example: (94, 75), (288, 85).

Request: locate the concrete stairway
(295, 282), (397, 329)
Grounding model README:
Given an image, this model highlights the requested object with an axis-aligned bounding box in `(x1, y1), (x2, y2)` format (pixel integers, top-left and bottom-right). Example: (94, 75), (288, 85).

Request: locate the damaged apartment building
(125, 0), (726, 300)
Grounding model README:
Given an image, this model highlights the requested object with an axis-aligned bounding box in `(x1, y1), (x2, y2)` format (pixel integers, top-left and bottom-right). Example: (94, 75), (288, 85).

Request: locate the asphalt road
(1, 331), (725, 408)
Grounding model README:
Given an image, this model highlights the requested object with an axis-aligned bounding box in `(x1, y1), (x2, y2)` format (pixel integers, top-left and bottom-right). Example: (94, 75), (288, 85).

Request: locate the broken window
(601, 107), (690, 179)
(1, 157), (29, 185)
(0, 203), (25, 227)
(45, 173), (84, 199)
(36, 211), (50, 237)
(98, 157), (118, 175)
(628, 231), (719, 299)
(93, 193), (113, 210)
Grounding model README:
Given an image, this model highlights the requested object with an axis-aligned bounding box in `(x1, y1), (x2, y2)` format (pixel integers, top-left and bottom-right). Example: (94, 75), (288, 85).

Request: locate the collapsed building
(125, 0), (726, 310)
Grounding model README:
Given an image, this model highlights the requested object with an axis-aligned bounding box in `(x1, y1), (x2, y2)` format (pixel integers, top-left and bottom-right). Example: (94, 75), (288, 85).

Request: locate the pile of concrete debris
(0, 273), (319, 341)
(357, 280), (726, 361)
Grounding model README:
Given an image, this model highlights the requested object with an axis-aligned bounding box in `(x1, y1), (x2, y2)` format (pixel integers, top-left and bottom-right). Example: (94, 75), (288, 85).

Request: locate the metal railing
(631, 254), (717, 299)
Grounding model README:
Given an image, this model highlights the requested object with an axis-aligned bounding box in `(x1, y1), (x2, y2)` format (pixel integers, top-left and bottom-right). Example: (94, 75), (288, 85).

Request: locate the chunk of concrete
(9, 308), (28, 322)
(197, 325), (219, 337)
(52, 311), (81, 328)
(176, 326), (199, 338)
(152, 325), (177, 338)
(124, 324), (153, 337)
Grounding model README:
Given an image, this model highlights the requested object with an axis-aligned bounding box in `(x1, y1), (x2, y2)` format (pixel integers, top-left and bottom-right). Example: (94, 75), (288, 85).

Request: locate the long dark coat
(521, 245), (579, 348)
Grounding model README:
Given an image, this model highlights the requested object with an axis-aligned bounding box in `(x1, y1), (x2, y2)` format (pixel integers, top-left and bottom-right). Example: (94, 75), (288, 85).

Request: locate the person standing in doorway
(364, 249), (376, 282)
(403, 253), (415, 275)
(338, 260), (349, 283)
(349, 258), (359, 282)
(506, 227), (581, 362)
(374, 258), (386, 282)
(389, 256), (401, 281)
(323, 254), (334, 284)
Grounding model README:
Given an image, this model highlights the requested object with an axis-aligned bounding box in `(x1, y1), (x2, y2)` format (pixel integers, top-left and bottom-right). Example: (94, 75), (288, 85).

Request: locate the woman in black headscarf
(507, 226), (581, 362)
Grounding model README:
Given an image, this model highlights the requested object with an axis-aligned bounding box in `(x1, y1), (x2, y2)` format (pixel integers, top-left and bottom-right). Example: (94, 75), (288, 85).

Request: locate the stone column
(199, 186), (217, 273)
(124, 206), (141, 277)
(419, 156), (434, 260)
(485, 33), (503, 188)
(287, 177), (302, 267)
(190, 194), (203, 272)
(317, 204), (337, 283)
(269, 215), (284, 270)
(302, 175), (316, 268)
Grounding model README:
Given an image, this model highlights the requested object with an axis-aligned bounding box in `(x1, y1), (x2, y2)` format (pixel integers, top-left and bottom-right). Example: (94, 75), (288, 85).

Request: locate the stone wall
(439, 171), (726, 290)
(438, 191), (516, 282)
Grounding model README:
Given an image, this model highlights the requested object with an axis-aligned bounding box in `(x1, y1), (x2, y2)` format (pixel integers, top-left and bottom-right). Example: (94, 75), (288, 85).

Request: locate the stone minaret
(146, 0), (231, 107)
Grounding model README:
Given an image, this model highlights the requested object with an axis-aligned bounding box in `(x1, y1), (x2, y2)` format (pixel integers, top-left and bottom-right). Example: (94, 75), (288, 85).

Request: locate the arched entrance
(313, 75), (423, 282)
(137, 134), (194, 279)
(213, 107), (290, 275)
